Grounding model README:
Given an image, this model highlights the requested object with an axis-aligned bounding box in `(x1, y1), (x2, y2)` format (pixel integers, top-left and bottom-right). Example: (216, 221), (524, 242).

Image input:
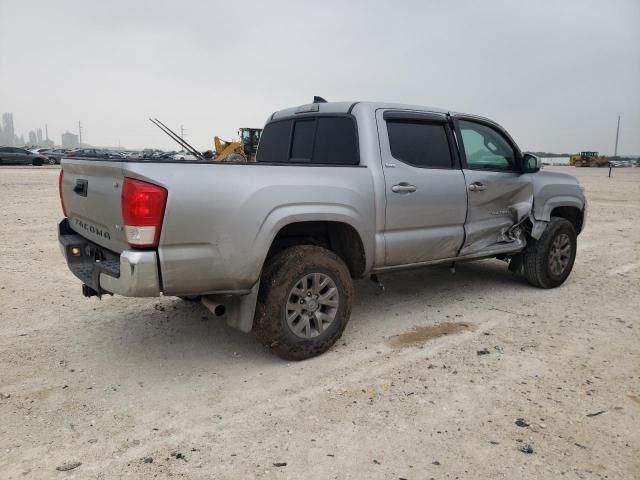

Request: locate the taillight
(121, 177), (167, 248)
(58, 170), (67, 217)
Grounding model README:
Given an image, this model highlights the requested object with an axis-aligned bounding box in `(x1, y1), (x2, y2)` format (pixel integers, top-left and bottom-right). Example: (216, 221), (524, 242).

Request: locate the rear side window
(387, 121), (452, 169)
(256, 120), (292, 163)
(313, 117), (359, 165)
(257, 116), (359, 165)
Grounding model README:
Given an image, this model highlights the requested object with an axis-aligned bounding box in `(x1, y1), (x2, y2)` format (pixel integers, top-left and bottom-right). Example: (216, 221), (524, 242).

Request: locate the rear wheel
(254, 245), (353, 360)
(523, 217), (577, 288)
(32, 158), (43, 166)
(48, 157), (56, 165)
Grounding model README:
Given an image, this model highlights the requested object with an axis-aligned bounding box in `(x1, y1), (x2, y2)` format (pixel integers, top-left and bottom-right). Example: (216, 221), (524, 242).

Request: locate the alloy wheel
(285, 273), (339, 339)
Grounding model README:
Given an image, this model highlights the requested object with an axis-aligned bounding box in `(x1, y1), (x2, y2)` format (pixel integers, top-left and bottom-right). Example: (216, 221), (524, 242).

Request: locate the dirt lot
(0, 165), (638, 479)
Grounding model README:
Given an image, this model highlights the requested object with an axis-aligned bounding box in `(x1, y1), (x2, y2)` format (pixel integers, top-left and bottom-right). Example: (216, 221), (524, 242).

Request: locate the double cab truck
(58, 100), (586, 359)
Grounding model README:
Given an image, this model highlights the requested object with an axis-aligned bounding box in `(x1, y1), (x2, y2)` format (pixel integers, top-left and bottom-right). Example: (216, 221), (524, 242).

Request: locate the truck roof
(269, 101), (495, 125)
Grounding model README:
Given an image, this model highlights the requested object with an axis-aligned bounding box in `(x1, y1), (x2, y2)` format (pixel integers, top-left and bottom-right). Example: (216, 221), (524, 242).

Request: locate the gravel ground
(0, 165), (638, 479)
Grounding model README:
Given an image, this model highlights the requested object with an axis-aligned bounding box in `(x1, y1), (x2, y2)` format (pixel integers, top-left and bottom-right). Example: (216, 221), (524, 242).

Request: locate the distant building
(36, 128), (43, 145)
(61, 131), (79, 149)
(42, 125), (54, 148)
(1, 113), (15, 146)
(28, 130), (37, 146)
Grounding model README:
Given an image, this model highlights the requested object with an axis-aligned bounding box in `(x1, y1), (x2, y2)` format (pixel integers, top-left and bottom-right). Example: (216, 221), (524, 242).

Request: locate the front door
(377, 110), (468, 266)
(455, 118), (533, 256)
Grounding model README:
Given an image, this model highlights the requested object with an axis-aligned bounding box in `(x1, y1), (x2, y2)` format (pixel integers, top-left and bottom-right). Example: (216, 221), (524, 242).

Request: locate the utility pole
(78, 120), (83, 147)
(613, 116), (620, 157)
(180, 125), (186, 152)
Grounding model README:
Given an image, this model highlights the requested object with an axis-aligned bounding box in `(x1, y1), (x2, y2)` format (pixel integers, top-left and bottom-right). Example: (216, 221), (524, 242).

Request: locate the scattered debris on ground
(586, 410), (607, 417)
(56, 461), (82, 471)
(520, 444), (534, 454)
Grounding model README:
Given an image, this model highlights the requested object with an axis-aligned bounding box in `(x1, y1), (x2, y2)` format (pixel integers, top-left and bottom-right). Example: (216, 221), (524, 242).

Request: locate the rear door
(14, 148), (31, 164)
(377, 110), (468, 266)
(454, 118), (532, 255)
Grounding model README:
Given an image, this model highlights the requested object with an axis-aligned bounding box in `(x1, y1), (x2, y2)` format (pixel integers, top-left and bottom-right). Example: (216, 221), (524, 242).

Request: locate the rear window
(257, 116), (359, 165)
(290, 119), (315, 162)
(387, 121), (452, 169)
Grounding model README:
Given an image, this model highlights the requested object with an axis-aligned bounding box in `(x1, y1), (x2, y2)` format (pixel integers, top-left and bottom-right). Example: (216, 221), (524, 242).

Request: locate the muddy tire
(523, 217), (577, 288)
(254, 245), (353, 360)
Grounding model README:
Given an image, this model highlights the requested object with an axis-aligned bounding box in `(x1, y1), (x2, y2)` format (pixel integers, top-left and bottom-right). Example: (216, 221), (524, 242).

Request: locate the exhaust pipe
(201, 296), (226, 317)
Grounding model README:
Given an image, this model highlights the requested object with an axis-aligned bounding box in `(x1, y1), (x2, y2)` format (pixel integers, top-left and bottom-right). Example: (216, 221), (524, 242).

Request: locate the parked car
(0, 146), (49, 165)
(45, 149), (70, 164)
(30, 148), (51, 155)
(172, 151), (198, 160)
(57, 100), (587, 360)
(64, 148), (123, 159)
(105, 151), (125, 159)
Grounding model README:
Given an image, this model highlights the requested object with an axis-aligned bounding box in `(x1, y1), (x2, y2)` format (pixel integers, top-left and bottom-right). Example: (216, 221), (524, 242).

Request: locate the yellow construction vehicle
(570, 151), (609, 167)
(213, 128), (262, 162)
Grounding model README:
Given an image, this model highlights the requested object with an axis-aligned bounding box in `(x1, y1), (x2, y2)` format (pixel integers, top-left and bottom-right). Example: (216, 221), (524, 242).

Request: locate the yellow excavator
(214, 128), (262, 162)
(570, 151), (609, 167)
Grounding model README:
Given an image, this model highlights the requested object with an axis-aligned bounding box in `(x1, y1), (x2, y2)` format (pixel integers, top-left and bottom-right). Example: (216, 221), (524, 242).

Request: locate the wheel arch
(262, 219), (369, 279)
(531, 195), (585, 238)
(549, 205), (584, 234)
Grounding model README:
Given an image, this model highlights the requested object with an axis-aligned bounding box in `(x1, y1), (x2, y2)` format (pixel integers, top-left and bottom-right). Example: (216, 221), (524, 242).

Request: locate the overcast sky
(1, 0), (638, 153)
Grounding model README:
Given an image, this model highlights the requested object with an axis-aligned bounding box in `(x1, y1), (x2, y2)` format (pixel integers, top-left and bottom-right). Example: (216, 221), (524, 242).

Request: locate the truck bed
(60, 158), (375, 295)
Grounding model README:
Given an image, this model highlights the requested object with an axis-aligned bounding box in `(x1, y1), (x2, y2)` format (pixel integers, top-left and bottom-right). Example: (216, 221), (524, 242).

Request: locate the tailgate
(61, 159), (129, 253)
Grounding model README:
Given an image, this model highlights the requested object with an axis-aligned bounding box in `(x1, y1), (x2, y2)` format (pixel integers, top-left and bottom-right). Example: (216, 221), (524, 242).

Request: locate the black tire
(32, 158), (43, 166)
(523, 217), (577, 288)
(48, 157), (56, 165)
(254, 245), (353, 360)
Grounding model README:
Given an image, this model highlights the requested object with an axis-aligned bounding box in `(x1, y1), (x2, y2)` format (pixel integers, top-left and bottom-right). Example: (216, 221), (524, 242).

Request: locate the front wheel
(523, 217), (577, 288)
(254, 245), (353, 360)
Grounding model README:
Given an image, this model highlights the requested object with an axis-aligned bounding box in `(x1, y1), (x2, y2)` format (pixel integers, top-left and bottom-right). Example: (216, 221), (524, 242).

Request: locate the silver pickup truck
(58, 100), (586, 359)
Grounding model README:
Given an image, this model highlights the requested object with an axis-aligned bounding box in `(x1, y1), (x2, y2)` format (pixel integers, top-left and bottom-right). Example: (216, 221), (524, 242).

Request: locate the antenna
(149, 118), (204, 161)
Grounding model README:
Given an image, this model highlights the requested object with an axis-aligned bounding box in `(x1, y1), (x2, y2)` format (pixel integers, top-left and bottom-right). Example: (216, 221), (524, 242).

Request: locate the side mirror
(522, 153), (541, 173)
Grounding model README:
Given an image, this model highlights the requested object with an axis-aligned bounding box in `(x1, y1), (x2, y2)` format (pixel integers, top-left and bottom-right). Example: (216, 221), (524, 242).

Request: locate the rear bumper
(58, 219), (160, 297)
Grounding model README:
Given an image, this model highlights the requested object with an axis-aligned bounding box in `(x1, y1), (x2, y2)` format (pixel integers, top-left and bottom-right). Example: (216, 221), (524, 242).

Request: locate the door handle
(468, 182), (487, 192)
(391, 183), (417, 194)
